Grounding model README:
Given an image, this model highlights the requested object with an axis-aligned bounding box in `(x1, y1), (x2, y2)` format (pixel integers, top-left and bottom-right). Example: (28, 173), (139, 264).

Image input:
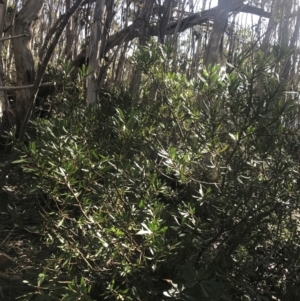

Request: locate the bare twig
(0, 34), (28, 42)
(0, 82), (55, 91)
(0, 225), (16, 247)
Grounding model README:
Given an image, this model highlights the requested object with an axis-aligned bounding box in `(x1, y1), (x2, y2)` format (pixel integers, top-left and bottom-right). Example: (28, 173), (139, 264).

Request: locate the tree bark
(65, 0), (74, 60)
(11, 0), (44, 136)
(158, 0), (172, 44)
(0, 0), (7, 133)
(280, 7), (300, 81)
(261, 0), (280, 53)
(115, 41), (129, 84)
(204, 0), (236, 67)
(129, 0), (154, 95)
(86, 0), (106, 106)
(22, 0), (85, 140)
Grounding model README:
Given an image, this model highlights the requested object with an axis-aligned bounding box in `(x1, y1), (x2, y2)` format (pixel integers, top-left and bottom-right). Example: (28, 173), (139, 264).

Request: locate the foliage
(15, 42), (300, 301)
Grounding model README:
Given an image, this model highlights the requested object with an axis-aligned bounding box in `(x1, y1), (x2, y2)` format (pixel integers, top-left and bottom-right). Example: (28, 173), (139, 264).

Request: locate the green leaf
(37, 273), (45, 287)
(57, 218), (65, 227)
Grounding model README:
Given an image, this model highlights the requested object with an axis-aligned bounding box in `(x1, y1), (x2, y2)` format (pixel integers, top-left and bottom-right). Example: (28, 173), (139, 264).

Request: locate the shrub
(16, 43), (300, 301)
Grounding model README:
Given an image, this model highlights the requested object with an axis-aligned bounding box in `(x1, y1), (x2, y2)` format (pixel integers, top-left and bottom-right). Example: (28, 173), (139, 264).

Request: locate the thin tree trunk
(129, 0), (154, 95)
(204, 0), (234, 67)
(171, 0), (187, 73)
(65, 0), (74, 60)
(280, 6), (300, 81)
(98, 0), (115, 86)
(72, 9), (80, 58)
(261, 0), (281, 53)
(86, 0), (106, 106)
(0, 0), (8, 133)
(191, 34), (203, 78)
(115, 41), (129, 84)
(279, 1), (291, 48)
(226, 13), (236, 72)
(172, 0), (187, 45)
(158, 0), (172, 44)
(5, 0), (17, 80)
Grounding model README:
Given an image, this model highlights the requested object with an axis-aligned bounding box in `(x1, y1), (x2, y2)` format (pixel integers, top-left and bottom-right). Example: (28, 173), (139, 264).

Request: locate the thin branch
(0, 82), (54, 91)
(0, 33), (28, 42)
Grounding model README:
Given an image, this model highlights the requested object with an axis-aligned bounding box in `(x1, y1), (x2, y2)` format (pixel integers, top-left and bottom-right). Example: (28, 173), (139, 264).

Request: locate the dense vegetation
(1, 0), (300, 300)
(4, 43), (300, 301)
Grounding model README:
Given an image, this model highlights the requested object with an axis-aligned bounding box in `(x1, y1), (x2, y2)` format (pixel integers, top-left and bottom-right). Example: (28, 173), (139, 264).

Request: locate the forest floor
(0, 147), (43, 300)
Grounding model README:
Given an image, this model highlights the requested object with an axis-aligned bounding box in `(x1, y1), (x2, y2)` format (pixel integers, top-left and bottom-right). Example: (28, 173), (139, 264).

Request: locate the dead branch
(0, 82), (54, 91)
(0, 34), (28, 42)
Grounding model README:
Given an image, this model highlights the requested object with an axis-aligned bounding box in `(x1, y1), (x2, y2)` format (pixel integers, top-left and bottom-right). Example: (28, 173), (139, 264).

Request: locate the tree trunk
(204, 0), (234, 67)
(261, 0), (281, 53)
(115, 41), (129, 84)
(280, 6), (300, 81)
(86, 0), (106, 106)
(65, 0), (74, 60)
(0, 0), (8, 134)
(97, 0), (115, 86)
(11, 0), (44, 136)
(158, 0), (172, 44)
(129, 0), (154, 95)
